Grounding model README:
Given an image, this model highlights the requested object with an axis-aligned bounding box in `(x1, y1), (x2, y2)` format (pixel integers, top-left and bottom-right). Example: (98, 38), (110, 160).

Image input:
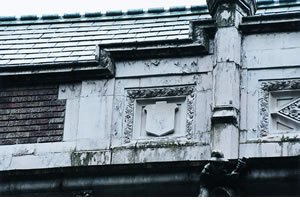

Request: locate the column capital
(206, 0), (257, 19)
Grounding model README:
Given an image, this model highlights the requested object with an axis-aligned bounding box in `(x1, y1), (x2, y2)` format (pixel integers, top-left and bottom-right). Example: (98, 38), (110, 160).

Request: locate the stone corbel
(212, 106), (239, 125)
(189, 19), (217, 54)
(95, 45), (115, 76)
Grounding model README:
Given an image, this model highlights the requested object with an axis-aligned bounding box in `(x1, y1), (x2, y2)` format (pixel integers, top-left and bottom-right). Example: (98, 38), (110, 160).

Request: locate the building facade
(0, 0), (300, 196)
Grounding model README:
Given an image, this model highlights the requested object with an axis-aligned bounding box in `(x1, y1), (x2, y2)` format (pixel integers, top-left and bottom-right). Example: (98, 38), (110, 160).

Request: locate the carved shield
(144, 101), (178, 137)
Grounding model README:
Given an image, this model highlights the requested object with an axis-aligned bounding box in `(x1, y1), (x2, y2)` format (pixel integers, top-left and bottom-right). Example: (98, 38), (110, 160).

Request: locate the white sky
(0, 0), (207, 17)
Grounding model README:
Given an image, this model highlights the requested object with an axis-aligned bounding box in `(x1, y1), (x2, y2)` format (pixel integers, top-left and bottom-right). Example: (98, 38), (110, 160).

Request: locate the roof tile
(63, 46), (87, 51)
(48, 37), (71, 42)
(8, 59), (33, 65)
(85, 46), (97, 50)
(71, 50), (94, 56)
(49, 23), (72, 28)
(135, 32), (158, 38)
(107, 29), (130, 35)
(129, 27), (151, 33)
(78, 55), (96, 61)
(157, 30), (181, 36)
(0, 45), (12, 50)
(18, 49), (41, 54)
(70, 22), (94, 27)
(143, 36), (168, 42)
(34, 43), (57, 48)
(39, 47), (64, 52)
(25, 53), (50, 58)
(55, 41), (79, 47)
(113, 33), (136, 39)
(2, 54), (26, 59)
(0, 49), (19, 54)
(77, 41), (98, 46)
(18, 33), (43, 39)
(92, 35), (112, 40)
(0, 60), (10, 65)
(9, 44), (35, 49)
(70, 36), (95, 41)
(55, 56), (80, 62)
(142, 22), (166, 28)
(122, 38), (138, 43)
(32, 57), (56, 63)
(48, 51), (72, 57)
(41, 32), (65, 38)
(166, 35), (189, 40)
(5, 26), (29, 31)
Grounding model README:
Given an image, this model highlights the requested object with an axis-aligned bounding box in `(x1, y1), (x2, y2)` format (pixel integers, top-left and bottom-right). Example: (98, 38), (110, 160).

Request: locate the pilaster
(206, 0), (256, 159)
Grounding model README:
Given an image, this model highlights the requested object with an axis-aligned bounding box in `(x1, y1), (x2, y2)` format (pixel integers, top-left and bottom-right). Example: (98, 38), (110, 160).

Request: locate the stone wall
(240, 31), (300, 157)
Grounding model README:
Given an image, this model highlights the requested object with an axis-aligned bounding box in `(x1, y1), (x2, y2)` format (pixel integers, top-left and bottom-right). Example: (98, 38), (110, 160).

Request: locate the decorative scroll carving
(278, 98), (300, 122)
(124, 86), (195, 143)
(259, 79), (300, 136)
(124, 98), (135, 143)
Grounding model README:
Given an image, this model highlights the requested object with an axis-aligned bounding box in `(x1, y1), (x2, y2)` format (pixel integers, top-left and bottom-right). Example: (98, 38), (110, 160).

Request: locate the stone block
(63, 98), (80, 142)
(139, 74), (201, 89)
(33, 142), (76, 154)
(212, 124), (239, 159)
(10, 152), (71, 170)
(239, 143), (283, 158)
(0, 155), (12, 170)
(243, 47), (300, 69)
(240, 70), (248, 130)
(114, 78), (140, 96)
(77, 96), (113, 144)
(76, 139), (110, 151)
(134, 145), (210, 163)
(80, 79), (115, 97)
(195, 91), (211, 141)
(71, 150), (111, 166)
(110, 96), (126, 147)
(213, 62), (240, 108)
(216, 27), (241, 64)
(111, 148), (135, 164)
(115, 56), (213, 78)
(282, 142), (300, 156)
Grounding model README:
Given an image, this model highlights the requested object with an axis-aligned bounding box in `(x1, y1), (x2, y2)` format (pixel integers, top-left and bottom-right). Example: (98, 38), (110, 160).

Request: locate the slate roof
(0, 0), (299, 67)
(0, 9), (210, 67)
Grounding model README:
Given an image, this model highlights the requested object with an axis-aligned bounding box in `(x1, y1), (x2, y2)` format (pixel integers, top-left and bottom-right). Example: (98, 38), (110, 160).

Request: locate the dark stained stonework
(0, 84), (66, 145)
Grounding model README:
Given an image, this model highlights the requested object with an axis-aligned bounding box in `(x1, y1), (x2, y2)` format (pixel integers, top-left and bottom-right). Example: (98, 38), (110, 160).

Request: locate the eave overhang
(100, 19), (216, 60)
(240, 11), (300, 33)
(0, 54), (115, 83)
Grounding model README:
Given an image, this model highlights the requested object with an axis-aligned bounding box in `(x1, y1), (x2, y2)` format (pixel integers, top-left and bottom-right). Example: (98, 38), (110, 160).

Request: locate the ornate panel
(123, 86), (195, 143)
(259, 79), (300, 136)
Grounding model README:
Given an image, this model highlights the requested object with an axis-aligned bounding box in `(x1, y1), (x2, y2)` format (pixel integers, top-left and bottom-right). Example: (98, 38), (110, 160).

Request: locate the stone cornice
(100, 19), (216, 60)
(240, 11), (300, 33)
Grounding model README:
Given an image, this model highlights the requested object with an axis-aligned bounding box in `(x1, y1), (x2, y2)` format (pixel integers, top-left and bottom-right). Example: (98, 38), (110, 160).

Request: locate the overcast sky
(1, 0), (207, 17)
